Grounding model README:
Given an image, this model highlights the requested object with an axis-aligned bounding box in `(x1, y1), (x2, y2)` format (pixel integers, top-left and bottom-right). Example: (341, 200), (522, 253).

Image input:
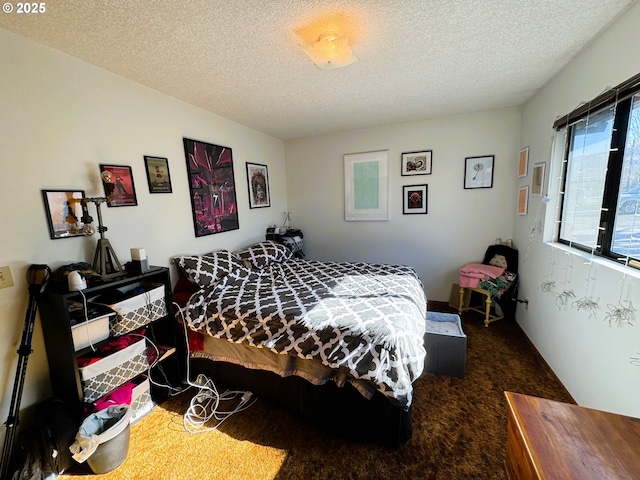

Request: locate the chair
(458, 244), (519, 327)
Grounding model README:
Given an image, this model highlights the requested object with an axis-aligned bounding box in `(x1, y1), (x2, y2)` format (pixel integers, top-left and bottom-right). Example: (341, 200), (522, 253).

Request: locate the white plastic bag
(69, 405), (132, 463)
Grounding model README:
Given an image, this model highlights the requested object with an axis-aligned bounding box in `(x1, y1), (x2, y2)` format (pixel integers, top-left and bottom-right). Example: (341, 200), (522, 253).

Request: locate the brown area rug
(59, 304), (573, 480)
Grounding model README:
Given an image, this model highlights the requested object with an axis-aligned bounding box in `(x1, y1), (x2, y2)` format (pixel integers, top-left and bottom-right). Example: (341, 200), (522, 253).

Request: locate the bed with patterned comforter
(173, 241), (427, 444)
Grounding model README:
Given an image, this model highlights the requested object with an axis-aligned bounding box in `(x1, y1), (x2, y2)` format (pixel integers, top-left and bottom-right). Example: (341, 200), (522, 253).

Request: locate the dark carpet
(60, 303), (573, 480)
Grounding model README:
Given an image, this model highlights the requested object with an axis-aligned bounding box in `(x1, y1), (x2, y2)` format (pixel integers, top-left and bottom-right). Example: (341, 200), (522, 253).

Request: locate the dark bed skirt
(190, 357), (413, 447)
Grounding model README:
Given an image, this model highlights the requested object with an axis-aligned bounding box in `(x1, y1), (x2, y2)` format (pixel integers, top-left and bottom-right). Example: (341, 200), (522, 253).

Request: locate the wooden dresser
(504, 391), (640, 479)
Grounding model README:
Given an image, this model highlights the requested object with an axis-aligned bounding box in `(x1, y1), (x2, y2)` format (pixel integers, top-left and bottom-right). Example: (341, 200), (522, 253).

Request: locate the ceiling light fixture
(299, 32), (357, 70)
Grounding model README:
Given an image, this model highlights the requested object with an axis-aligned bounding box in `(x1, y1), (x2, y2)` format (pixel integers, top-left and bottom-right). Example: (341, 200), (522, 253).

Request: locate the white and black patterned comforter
(184, 259), (427, 408)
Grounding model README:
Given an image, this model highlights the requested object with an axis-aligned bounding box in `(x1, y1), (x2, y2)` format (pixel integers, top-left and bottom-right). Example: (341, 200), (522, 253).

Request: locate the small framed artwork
(144, 156), (172, 193)
(344, 150), (389, 221)
(403, 184), (428, 214)
(531, 162), (545, 196)
(517, 185), (529, 215)
(246, 162), (270, 208)
(464, 155), (494, 189)
(99, 164), (138, 207)
(518, 147), (529, 177)
(401, 150), (432, 176)
(41, 189), (86, 239)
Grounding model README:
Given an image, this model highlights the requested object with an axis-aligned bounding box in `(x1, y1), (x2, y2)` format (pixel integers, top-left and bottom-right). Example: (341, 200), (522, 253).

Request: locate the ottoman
(424, 311), (467, 378)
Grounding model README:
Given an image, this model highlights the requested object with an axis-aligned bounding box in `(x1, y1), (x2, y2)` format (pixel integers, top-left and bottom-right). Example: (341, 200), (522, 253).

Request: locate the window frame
(556, 75), (640, 266)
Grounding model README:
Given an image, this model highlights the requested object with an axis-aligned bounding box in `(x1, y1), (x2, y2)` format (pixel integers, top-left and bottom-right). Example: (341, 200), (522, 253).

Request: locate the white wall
(515, 1), (640, 418)
(284, 108), (521, 302)
(0, 29), (286, 436)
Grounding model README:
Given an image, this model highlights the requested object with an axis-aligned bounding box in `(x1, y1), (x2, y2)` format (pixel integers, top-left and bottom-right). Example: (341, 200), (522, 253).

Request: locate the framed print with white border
(344, 150), (389, 221)
(401, 150), (432, 176)
(517, 185), (529, 215)
(464, 155), (494, 189)
(518, 147), (529, 177)
(403, 184), (428, 214)
(531, 162), (545, 196)
(246, 162), (270, 208)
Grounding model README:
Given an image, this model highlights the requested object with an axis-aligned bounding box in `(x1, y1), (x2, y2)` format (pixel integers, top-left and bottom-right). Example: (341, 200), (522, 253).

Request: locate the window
(556, 73), (640, 265)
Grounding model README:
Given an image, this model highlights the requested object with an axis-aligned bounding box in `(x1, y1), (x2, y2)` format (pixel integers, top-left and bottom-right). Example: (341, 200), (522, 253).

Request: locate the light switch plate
(0, 266), (14, 289)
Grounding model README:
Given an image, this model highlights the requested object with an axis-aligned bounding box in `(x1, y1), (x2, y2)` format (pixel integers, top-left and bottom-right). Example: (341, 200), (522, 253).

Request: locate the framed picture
(403, 184), (428, 214)
(144, 156), (172, 193)
(518, 147), (529, 177)
(517, 185), (529, 215)
(183, 137), (239, 237)
(401, 150), (432, 176)
(99, 164), (137, 207)
(531, 162), (545, 196)
(344, 150), (389, 221)
(246, 162), (270, 208)
(464, 155), (494, 189)
(41, 189), (86, 239)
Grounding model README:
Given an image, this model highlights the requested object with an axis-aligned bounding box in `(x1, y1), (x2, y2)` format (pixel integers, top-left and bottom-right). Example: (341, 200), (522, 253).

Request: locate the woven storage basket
(100, 283), (167, 336)
(79, 338), (148, 404)
(130, 377), (152, 420)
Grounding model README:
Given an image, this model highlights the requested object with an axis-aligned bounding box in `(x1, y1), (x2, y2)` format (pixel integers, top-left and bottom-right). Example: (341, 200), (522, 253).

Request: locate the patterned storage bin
(98, 283), (167, 336)
(79, 338), (148, 404)
(130, 376), (153, 421)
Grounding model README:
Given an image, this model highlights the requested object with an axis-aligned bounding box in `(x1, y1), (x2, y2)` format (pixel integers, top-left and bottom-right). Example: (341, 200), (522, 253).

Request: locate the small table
(504, 391), (640, 479)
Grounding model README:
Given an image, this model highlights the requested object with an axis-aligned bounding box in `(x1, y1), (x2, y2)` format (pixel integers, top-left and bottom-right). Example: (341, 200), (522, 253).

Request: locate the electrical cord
(126, 331), (183, 396)
(77, 288), (97, 352)
(172, 301), (257, 434)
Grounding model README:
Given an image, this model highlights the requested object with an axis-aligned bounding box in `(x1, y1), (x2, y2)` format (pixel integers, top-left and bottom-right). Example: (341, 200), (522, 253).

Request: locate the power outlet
(0, 266), (14, 289)
(525, 298), (530, 310)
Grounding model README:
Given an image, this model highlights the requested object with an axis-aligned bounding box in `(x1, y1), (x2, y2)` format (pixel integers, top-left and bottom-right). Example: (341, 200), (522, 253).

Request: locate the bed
(172, 241), (427, 446)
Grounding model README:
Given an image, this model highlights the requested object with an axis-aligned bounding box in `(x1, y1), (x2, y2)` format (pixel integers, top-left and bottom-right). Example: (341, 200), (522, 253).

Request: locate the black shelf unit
(38, 266), (185, 419)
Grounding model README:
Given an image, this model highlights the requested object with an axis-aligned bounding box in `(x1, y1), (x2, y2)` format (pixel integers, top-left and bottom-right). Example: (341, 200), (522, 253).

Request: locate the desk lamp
(80, 173), (125, 279)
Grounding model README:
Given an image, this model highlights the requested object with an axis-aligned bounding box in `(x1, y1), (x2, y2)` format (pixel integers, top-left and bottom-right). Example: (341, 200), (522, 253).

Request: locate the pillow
(234, 240), (293, 270)
(172, 275), (199, 307)
(174, 250), (249, 288)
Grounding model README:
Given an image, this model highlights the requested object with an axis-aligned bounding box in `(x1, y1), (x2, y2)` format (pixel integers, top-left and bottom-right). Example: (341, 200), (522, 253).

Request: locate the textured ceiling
(0, 0), (635, 140)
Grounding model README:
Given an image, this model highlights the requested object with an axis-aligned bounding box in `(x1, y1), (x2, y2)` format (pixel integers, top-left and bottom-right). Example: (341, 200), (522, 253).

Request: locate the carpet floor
(59, 304), (573, 480)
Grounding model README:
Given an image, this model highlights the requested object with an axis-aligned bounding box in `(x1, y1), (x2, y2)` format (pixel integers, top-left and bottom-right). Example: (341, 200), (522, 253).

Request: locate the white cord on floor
(182, 373), (256, 434)
(173, 301), (257, 434)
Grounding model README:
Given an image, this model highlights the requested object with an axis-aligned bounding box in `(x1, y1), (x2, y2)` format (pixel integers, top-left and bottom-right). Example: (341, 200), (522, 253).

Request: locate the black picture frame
(99, 164), (138, 206)
(403, 184), (428, 214)
(464, 155), (494, 189)
(144, 156), (172, 193)
(41, 189), (86, 239)
(183, 137), (240, 237)
(246, 162), (270, 208)
(401, 150), (432, 176)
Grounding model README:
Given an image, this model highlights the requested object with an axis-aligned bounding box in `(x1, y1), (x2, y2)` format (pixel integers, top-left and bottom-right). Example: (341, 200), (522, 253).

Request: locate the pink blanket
(459, 263), (505, 288)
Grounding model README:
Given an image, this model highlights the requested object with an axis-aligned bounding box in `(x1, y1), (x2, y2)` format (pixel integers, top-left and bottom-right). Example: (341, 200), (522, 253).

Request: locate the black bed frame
(190, 357), (412, 447)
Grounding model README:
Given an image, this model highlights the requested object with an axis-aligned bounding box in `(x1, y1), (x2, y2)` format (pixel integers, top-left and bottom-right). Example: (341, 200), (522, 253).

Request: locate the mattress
(184, 258), (427, 408)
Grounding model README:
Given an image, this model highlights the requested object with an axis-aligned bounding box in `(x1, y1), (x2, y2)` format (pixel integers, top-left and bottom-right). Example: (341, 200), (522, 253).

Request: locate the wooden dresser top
(505, 391), (640, 479)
